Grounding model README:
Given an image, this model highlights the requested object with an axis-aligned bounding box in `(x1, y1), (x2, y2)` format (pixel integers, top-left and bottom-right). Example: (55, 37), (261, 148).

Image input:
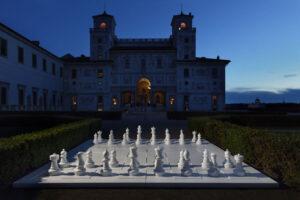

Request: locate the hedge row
(0, 118), (101, 185)
(188, 117), (300, 188)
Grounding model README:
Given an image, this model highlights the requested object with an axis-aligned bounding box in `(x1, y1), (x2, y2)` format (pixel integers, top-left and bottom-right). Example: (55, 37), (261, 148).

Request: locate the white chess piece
(136, 125), (142, 145)
(177, 150), (185, 169)
(181, 149), (192, 176)
(58, 149), (69, 168)
(234, 154), (246, 176)
(128, 146), (139, 175)
(210, 152), (220, 177)
(84, 150), (95, 168)
(153, 147), (165, 176)
(192, 131), (197, 143)
(109, 150), (119, 168)
(93, 133), (98, 144)
(48, 153), (61, 176)
(179, 129), (185, 145)
(97, 130), (103, 143)
(164, 128), (171, 145)
(74, 152), (86, 176)
(224, 149), (234, 169)
(125, 128), (130, 143)
(150, 126), (156, 145)
(201, 149), (211, 169)
(100, 149), (112, 176)
(122, 133), (128, 145)
(108, 130), (114, 145)
(196, 133), (202, 145)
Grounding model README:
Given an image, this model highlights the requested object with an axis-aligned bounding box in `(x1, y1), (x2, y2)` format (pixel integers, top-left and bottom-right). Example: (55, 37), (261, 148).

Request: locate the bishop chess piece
(192, 131), (197, 143)
(196, 133), (202, 145)
(179, 129), (185, 145)
(84, 150), (95, 168)
(223, 149), (234, 174)
(125, 128), (131, 143)
(100, 149), (112, 176)
(150, 126), (156, 145)
(210, 152), (220, 177)
(58, 149), (69, 168)
(122, 133), (128, 145)
(108, 130), (115, 145)
(48, 153), (61, 176)
(164, 128), (171, 145)
(234, 154), (246, 176)
(153, 147), (165, 176)
(181, 149), (192, 176)
(128, 146), (139, 176)
(93, 133), (98, 144)
(109, 150), (119, 168)
(74, 152), (86, 176)
(136, 125), (142, 145)
(97, 130), (103, 143)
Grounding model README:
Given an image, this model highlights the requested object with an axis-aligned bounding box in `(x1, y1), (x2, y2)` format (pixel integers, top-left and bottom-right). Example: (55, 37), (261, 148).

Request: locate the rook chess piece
(109, 150), (119, 168)
(48, 153), (61, 176)
(128, 146), (139, 176)
(234, 154), (246, 176)
(84, 150), (95, 168)
(192, 131), (197, 143)
(100, 149), (112, 176)
(97, 130), (103, 143)
(179, 129), (185, 145)
(150, 126), (156, 145)
(93, 133), (98, 144)
(196, 133), (202, 145)
(107, 130), (115, 145)
(153, 147), (165, 176)
(74, 152), (86, 176)
(181, 149), (192, 176)
(164, 128), (171, 145)
(58, 149), (69, 168)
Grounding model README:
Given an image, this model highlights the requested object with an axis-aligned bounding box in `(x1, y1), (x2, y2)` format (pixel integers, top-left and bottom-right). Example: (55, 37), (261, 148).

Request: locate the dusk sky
(1, 0), (300, 103)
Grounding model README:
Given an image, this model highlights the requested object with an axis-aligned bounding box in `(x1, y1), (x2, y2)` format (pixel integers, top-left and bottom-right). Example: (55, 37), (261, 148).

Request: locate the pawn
(84, 150), (95, 168)
(93, 133), (98, 144)
(97, 130), (103, 143)
(164, 128), (171, 145)
(74, 152), (86, 176)
(122, 133), (128, 145)
(128, 146), (139, 176)
(109, 150), (119, 168)
(196, 133), (202, 145)
(100, 149), (112, 176)
(192, 131), (197, 143)
(234, 154), (246, 176)
(150, 126), (156, 145)
(179, 129), (185, 145)
(48, 153), (61, 176)
(58, 149), (69, 168)
(224, 149), (234, 169)
(177, 150), (185, 169)
(125, 128), (130, 143)
(153, 147), (165, 176)
(107, 130), (115, 145)
(209, 153), (220, 177)
(181, 149), (192, 176)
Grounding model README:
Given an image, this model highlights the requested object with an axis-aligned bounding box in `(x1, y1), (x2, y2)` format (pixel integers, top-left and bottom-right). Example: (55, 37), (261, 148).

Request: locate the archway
(136, 78), (151, 105)
(154, 91), (165, 105)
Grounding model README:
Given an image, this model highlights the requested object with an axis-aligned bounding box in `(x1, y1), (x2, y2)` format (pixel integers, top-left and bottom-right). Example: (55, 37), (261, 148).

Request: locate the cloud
(284, 74), (297, 78)
(226, 88), (300, 103)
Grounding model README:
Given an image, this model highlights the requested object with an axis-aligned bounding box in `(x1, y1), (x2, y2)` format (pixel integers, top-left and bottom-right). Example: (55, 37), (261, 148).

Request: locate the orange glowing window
(113, 97), (117, 105)
(180, 22), (186, 29)
(100, 22), (106, 29)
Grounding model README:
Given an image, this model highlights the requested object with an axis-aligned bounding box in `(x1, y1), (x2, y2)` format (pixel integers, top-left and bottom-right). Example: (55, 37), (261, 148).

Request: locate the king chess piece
(74, 152), (86, 176)
(84, 150), (95, 168)
(192, 131), (197, 143)
(179, 129), (185, 145)
(164, 128), (171, 145)
(150, 126), (156, 145)
(153, 147), (165, 176)
(58, 149), (69, 168)
(128, 146), (139, 176)
(97, 130), (103, 143)
(48, 153), (61, 176)
(136, 125), (142, 145)
(109, 150), (119, 168)
(107, 130), (115, 145)
(234, 154), (246, 176)
(223, 149), (234, 174)
(93, 133), (98, 145)
(181, 149), (192, 176)
(196, 133), (202, 145)
(100, 149), (112, 176)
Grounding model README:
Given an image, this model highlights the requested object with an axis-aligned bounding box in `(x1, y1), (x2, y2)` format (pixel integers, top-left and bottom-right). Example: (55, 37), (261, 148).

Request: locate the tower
(90, 11), (116, 60)
(171, 12), (196, 60)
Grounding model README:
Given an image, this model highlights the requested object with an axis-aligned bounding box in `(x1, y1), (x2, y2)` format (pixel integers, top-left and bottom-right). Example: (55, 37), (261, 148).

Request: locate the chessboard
(13, 128), (278, 188)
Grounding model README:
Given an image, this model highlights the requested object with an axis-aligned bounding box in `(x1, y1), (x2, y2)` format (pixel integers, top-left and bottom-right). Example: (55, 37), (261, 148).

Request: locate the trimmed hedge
(0, 118), (101, 185)
(188, 117), (300, 188)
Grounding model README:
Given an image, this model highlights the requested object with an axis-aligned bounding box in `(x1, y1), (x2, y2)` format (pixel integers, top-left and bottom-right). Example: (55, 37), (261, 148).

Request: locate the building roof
(176, 57), (231, 66)
(61, 54), (113, 64)
(92, 11), (114, 19)
(110, 46), (176, 51)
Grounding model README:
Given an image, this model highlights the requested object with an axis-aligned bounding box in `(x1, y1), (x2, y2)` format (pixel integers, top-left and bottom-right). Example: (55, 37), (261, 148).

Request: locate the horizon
(1, 0), (299, 103)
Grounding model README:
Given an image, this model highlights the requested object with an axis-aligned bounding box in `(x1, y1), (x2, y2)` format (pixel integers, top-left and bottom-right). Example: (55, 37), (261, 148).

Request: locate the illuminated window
(98, 108), (103, 111)
(72, 96), (77, 105)
(98, 55), (102, 60)
(98, 81), (102, 85)
(179, 22), (186, 30)
(97, 69), (103, 78)
(98, 96), (103, 105)
(212, 95), (217, 105)
(113, 96), (117, 105)
(100, 22), (106, 29)
(169, 96), (175, 105)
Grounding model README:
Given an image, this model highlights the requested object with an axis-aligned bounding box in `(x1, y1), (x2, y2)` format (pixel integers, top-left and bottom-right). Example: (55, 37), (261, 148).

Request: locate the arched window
(100, 22), (106, 29)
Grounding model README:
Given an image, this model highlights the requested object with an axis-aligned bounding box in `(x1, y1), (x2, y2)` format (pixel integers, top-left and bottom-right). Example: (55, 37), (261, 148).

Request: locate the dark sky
(1, 0), (300, 103)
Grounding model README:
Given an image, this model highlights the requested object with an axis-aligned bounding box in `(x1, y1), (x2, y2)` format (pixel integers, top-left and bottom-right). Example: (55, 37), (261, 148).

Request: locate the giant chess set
(13, 126), (278, 188)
